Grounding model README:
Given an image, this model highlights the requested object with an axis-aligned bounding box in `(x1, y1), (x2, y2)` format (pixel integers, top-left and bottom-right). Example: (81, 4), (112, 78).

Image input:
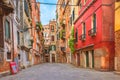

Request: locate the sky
(37, 0), (57, 25)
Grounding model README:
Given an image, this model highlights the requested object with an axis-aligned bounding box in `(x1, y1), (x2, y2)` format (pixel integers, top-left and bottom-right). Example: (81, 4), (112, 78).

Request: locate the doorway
(52, 54), (55, 63)
(86, 51), (89, 67)
(77, 53), (80, 66)
(91, 50), (94, 68)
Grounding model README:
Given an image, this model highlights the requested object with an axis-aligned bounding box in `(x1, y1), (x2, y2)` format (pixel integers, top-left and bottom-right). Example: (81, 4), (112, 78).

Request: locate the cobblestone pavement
(0, 63), (120, 80)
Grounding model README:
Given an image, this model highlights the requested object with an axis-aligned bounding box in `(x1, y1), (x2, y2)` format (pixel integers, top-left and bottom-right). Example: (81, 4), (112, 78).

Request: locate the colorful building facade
(49, 20), (57, 63)
(74, 0), (115, 71)
(115, 0), (120, 72)
(0, 0), (14, 74)
(31, 0), (42, 65)
(43, 24), (51, 62)
(20, 0), (33, 68)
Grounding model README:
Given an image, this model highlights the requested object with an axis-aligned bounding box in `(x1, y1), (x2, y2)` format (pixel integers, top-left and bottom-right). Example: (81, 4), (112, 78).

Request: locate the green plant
(28, 18), (31, 22)
(60, 29), (65, 39)
(68, 26), (75, 53)
(36, 22), (43, 30)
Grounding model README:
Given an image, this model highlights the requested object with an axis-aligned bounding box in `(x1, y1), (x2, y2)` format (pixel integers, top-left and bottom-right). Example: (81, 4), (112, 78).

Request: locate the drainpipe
(11, 14), (14, 62)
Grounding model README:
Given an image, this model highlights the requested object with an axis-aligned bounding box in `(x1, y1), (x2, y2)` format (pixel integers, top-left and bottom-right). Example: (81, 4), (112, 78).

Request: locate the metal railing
(79, 34), (86, 41)
(88, 28), (96, 36)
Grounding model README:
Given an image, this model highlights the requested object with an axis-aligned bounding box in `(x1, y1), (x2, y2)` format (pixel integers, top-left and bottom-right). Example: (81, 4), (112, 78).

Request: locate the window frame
(92, 13), (97, 32)
(51, 26), (54, 32)
(6, 51), (12, 61)
(75, 28), (78, 42)
(51, 35), (54, 41)
(5, 19), (11, 40)
(82, 22), (86, 35)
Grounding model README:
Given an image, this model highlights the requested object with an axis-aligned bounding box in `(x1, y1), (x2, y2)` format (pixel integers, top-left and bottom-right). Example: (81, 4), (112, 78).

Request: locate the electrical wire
(4, 0), (80, 6)
(1, 0), (116, 8)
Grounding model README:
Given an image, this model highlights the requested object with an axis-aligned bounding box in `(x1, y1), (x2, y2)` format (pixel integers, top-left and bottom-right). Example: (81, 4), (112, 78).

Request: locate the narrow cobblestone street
(0, 63), (120, 80)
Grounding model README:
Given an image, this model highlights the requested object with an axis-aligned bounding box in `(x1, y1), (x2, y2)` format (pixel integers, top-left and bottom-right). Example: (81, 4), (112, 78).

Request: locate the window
(51, 26), (54, 31)
(72, 10), (75, 21)
(16, 1), (18, 16)
(5, 20), (10, 39)
(92, 13), (96, 31)
(18, 54), (21, 60)
(24, 0), (29, 17)
(80, 22), (86, 40)
(51, 45), (56, 51)
(82, 23), (86, 35)
(75, 29), (78, 42)
(7, 51), (12, 61)
(17, 31), (20, 45)
(84, 0), (87, 4)
(51, 36), (54, 41)
(79, 3), (82, 9)
(57, 34), (59, 40)
(61, 47), (65, 51)
(16, 0), (20, 19)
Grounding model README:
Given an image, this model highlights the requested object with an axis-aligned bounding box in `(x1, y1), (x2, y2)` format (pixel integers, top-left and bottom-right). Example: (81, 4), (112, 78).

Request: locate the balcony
(88, 28), (96, 36)
(61, 47), (66, 52)
(60, 30), (66, 40)
(80, 34), (86, 41)
(28, 37), (34, 48)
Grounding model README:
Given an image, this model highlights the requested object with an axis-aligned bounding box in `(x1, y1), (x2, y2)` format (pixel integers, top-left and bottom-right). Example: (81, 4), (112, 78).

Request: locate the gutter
(11, 14), (14, 61)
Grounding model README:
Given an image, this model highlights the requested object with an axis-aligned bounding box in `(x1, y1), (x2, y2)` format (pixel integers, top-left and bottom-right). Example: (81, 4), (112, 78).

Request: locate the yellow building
(115, 0), (120, 72)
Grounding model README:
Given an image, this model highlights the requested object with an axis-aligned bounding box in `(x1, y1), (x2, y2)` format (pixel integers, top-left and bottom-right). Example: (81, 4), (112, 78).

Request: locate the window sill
(6, 59), (12, 62)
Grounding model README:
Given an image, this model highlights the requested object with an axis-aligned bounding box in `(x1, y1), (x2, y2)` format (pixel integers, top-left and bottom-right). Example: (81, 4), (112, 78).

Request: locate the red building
(74, 0), (115, 71)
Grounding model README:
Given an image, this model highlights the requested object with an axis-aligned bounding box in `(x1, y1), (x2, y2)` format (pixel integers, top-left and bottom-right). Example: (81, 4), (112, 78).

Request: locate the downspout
(11, 14), (14, 62)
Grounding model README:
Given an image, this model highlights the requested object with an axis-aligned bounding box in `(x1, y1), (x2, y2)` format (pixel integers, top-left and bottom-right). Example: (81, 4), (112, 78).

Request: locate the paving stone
(0, 63), (120, 80)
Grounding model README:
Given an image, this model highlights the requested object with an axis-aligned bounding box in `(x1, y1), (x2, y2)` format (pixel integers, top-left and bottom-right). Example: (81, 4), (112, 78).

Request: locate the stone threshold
(114, 71), (120, 75)
(0, 70), (11, 78)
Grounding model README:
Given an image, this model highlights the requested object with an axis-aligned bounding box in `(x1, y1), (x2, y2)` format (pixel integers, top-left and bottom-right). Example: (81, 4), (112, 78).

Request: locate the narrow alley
(0, 0), (120, 79)
(0, 63), (120, 80)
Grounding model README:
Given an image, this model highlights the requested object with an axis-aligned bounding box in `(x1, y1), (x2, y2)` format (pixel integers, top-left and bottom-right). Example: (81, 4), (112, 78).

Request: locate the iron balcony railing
(60, 30), (66, 40)
(80, 34), (86, 41)
(88, 28), (96, 36)
(61, 47), (66, 52)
